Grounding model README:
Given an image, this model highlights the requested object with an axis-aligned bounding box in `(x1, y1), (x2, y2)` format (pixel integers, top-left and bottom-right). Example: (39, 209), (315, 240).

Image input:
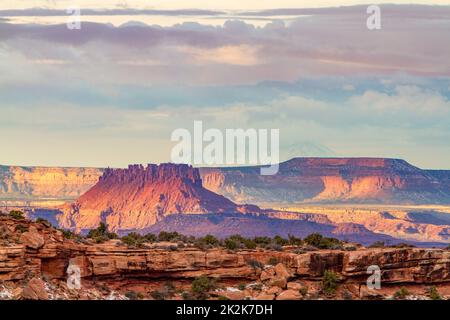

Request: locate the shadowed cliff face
(200, 158), (450, 205)
(56, 164), (246, 232)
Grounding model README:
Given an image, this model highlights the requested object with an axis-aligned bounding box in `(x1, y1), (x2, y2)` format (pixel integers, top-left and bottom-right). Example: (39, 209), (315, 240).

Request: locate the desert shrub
(299, 287), (308, 296)
(273, 235), (288, 246)
(369, 241), (385, 248)
(217, 295), (230, 300)
(87, 222), (118, 243)
(247, 259), (264, 270)
(322, 270), (338, 296)
(15, 224), (28, 233)
(191, 276), (217, 300)
(59, 228), (76, 239)
(121, 232), (146, 248)
(224, 238), (239, 250)
(194, 234), (220, 249)
(158, 231), (181, 242)
(267, 257), (279, 265)
(181, 291), (192, 300)
(125, 291), (143, 300)
(253, 236), (272, 246)
(288, 234), (303, 246)
(304, 233), (323, 247)
(144, 233), (157, 242)
(149, 290), (166, 300)
(393, 287), (410, 300)
(238, 283), (246, 290)
(241, 238), (256, 249)
(35, 218), (52, 227)
(304, 233), (342, 249)
(9, 210), (25, 220)
(428, 286), (442, 300)
(169, 245), (178, 251)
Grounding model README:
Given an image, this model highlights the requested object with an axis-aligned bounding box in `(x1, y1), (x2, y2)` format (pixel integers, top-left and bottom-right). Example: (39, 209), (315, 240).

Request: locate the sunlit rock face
(200, 158), (450, 205)
(57, 163), (247, 232)
(0, 165), (103, 202)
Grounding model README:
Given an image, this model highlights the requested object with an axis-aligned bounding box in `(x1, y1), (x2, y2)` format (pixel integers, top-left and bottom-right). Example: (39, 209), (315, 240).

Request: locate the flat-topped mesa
(200, 157), (450, 205)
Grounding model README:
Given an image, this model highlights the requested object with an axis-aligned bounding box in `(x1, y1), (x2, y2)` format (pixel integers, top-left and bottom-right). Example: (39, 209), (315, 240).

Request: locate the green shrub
(288, 234), (303, 246)
(201, 234), (220, 247)
(217, 295), (230, 300)
(273, 235), (288, 246)
(428, 286), (442, 300)
(253, 236), (272, 246)
(393, 287), (410, 300)
(299, 287), (308, 296)
(238, 283), (246, 290)
(158, 231), (181, 242)
(224, 238), (238, 250)
(35, 218), (52, 227)
(9, 210), (25, 220)
(191, 276), (217, 300)
(121, 232), (146, 248)
(304, 233), (342, 249)
(242, 238), (257, 249)
(322, 270), (338, 296)
(267, 257), (279, 265)
(144, 233), (157, 242)
(87, 222), (118, 243)
(59, 228), (76, 239)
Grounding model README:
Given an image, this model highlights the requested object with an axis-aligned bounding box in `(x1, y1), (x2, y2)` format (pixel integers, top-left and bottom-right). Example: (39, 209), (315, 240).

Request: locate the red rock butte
(57, 163), (246, 232)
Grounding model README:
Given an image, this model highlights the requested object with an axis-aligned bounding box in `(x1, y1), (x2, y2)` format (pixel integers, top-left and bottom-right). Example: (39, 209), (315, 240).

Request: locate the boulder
(269, 276), (287, 289)
(287, 282), (303, 291)
(276, 289), (302, 300)
(255, 293), (275, 300)
(21, 278), (48, 300)
(274, 263), (291, 279)
(20, 227), (45, 250)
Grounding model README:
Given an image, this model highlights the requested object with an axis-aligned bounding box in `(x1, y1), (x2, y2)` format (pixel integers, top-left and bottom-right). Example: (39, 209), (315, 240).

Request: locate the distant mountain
(200, 158), (450, 205)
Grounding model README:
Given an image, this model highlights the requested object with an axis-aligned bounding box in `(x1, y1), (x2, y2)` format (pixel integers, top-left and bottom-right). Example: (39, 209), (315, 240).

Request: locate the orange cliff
(56, 164), (255, 232)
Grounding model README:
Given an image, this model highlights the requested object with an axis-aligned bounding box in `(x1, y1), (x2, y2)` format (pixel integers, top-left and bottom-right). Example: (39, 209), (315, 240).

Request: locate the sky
(1, 1), (450, 169)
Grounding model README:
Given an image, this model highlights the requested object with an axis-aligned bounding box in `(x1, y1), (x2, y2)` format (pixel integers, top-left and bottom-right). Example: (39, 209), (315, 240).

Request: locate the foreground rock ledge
(0, 216), (449, 299)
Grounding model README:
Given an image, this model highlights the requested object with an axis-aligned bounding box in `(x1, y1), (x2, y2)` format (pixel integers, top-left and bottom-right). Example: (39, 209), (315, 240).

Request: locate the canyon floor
(1, 213), (449, 301)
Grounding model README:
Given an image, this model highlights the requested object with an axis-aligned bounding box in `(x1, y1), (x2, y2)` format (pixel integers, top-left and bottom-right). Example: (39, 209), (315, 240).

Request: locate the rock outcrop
(1, 216), (449, 285)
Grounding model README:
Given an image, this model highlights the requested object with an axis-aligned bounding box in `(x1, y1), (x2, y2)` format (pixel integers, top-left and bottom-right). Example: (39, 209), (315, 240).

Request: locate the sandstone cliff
(1, 216), (449, 300)
(200, 158), (450, 205)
